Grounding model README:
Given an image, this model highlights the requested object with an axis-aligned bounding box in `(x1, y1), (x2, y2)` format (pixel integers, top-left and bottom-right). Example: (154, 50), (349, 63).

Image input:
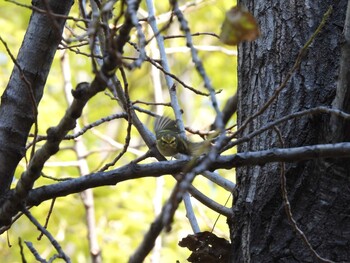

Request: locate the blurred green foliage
(0, 0), (236, 262)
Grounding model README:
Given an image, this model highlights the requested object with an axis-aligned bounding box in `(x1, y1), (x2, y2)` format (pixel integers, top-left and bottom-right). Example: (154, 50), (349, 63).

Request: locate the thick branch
(7, 142), (346, 222)
(0, 0), (73, 196)
(0, 142), (349, 229)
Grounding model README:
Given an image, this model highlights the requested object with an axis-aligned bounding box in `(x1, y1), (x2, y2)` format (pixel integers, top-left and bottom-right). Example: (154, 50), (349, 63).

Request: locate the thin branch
(22, 207), (71, 262)
(165, 45), (237, 56)
(275, 127), (334, 263)
(60, 42), (100, 59)
(225, 106), (350, 151)
(144, 53), (212, 96)
(26, 112), (128, 151)
(127, 41), (217, 96)
(187, 184), (232, 217)
(67, 113), (128, 138)
(125, 0), (146, 69)
(211, 193), (232, 233)
(133, 105), (160, 116)
(132, 100), (171, 106)
(18, 238), (27, 263)
(183, 192), (200, 233)
(170, 0), (224, 130)
(37, 198), (56, 241)
(163, 32), (220, 40)
(24, 241), (46, 263)
(41, 172), (73, 182)
(201, 171), (235, 192)
(6, 0), (92, 24)
(99, 68), (133, 171)
(146, 0), (185, 135)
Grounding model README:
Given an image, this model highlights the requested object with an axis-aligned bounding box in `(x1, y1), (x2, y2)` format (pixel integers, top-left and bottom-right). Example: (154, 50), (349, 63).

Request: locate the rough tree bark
(0, 0), (73, 197)
(230, 1), (350, 262)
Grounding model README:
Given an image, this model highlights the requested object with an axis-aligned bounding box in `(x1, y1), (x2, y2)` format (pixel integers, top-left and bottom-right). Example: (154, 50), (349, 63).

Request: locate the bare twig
(37, 198), (56, 241)
(60, 42), (101, 59)
(132, 100), (171, 106)
(187, 184), (232, 217)
(22, 207), (71, 262)
(18, 238), (27, 263)
(24, 241), (46, 263)
(6, 0), (91, 23)
(125, 0), (146, 69)
(275, 127), (334, 263)
(99, 68), (133, 171)
(183, 192), (200, 233)
(127, 40), (215, 96)
(146, 0), (185, 135)
(225, 106), (350, 151)
(145, 54), (211, 96)
(201, 171), (235, 192)
(170, 0), (224, 130)
(163, 32), (220, 40)
(210, 193), (232, 233)
(26, 112), (128, 149)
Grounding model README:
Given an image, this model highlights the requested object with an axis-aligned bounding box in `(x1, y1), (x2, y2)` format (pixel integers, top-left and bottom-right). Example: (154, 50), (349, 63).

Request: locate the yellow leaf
(220, 5), (260, 46)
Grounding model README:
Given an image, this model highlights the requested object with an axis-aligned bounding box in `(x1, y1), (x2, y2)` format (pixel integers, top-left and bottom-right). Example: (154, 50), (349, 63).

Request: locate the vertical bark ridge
(231, 1), (348, 262)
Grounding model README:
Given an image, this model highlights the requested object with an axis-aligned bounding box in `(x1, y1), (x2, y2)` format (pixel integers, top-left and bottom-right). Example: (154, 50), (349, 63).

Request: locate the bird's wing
(154, 115), (179, 133)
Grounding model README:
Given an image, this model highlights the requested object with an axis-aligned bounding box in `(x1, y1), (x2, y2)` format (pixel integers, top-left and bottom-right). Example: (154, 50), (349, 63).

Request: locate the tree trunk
(0, 0), (73, 196)
(230, 1), (350, 262)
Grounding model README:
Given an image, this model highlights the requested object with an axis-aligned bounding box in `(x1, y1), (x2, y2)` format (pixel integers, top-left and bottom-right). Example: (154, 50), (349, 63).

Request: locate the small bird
(154, 115), (213, 157)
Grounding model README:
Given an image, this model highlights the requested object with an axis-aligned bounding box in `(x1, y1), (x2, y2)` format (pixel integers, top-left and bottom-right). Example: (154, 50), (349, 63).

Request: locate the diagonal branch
(274, 128), (334, 263)
(22, 206), (71, 262)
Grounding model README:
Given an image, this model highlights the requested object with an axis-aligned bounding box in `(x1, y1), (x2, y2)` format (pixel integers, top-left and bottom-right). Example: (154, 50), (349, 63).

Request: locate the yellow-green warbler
(154, 115), (213, 157)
